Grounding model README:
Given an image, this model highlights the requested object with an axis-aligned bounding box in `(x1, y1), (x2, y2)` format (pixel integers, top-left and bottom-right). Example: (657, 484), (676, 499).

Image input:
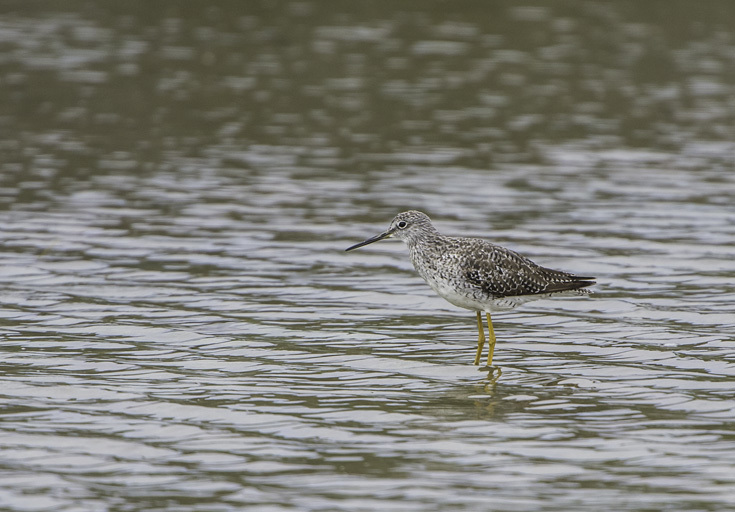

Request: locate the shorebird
(345, 210), (595, 366)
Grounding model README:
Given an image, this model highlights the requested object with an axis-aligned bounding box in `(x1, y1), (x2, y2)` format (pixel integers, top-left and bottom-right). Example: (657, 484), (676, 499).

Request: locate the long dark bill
(344, 230), (393, 252)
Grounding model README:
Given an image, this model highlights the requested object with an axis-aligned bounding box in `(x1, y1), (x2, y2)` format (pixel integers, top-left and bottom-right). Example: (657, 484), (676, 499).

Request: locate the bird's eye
(397, 221), (408, 229)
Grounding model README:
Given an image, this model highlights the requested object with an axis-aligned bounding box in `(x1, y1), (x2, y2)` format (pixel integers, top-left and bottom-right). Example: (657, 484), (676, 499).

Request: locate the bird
(345, 210), (595, 366)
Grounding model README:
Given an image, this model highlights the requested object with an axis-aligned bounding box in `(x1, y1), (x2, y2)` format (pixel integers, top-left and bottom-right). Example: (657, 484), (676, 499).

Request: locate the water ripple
(2, 3), (735, 512)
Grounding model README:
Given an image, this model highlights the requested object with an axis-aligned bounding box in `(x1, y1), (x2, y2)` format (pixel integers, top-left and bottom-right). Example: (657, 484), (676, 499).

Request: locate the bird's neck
(406, 230), (444, 252)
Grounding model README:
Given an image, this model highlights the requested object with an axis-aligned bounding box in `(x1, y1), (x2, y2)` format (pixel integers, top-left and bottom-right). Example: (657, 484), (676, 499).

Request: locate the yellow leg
(485, 312), (497, 366)
(473, 311), (485, 365)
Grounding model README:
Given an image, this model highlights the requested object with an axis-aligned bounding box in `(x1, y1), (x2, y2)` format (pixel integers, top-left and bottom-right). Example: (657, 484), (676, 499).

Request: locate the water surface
(1, 2), (734, 511)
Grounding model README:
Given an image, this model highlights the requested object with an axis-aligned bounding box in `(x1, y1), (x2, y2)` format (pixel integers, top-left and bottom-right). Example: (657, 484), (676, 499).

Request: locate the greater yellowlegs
(345, 210), (595, 366)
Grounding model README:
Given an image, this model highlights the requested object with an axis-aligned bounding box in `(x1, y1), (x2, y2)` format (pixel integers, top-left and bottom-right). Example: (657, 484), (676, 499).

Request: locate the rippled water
(1, 2), (735, 511)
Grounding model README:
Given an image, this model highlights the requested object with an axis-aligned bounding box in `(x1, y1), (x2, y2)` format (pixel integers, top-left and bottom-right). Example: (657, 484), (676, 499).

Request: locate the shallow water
(1, 2), (735, 511)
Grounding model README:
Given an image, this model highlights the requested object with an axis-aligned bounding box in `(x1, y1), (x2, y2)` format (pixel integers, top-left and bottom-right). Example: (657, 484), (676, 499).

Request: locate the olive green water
(1, 1), (734, 511)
